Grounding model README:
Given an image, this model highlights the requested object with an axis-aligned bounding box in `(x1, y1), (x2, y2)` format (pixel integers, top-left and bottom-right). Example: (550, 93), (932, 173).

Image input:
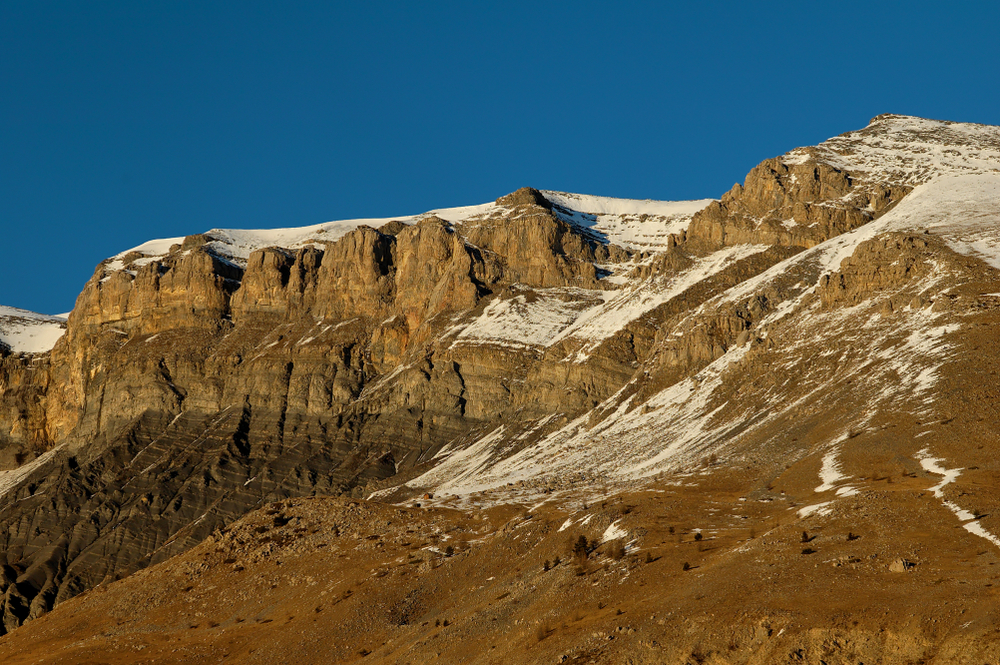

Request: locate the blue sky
(3, 1), (1000, 314)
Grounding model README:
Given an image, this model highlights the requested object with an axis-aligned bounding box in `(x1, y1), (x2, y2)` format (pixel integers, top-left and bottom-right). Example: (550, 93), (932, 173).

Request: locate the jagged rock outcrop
(818, 233), (939, 309)
(687, 156), (909, 250)
(0, 184), (658, 631)
(2, 114), (999, 639)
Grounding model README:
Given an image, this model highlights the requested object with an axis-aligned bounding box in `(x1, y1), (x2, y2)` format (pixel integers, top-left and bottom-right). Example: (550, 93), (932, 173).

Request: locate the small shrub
(536, 621), (550, 641)
(801, 531), (810, 543)
(543, 560), (550, 572)
(644, 551), (653, 564)
(445, 545), (454, 557)
(802, 547), (817, 555)
(682, 561), (691, 571)
(694, 532), (703, 542)
(553, 556), (561, 566)
(608, 540), (625, 561)
(847, 531), (859, 541)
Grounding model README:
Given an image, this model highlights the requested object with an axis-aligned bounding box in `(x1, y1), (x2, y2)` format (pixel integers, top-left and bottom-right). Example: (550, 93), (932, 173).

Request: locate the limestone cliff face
(817, 233), (938, 310)
(0, 185), (659, 632)
(3, 115), (995, 636)
(687, 156), (909, 250)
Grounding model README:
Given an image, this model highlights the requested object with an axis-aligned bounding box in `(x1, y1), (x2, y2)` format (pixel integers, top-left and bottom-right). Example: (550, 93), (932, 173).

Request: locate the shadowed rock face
(2, 115), (995, 636)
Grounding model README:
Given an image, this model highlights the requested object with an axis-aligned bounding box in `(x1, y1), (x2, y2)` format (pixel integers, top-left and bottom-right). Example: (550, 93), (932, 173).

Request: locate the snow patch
(918, 449), (1000, 548)
(798, 502), (834, 518)
(815, 448), (852, 493)
(0, 305), (67, 353)
(601, 519), (628, 543)
(0, 445), (65, 499)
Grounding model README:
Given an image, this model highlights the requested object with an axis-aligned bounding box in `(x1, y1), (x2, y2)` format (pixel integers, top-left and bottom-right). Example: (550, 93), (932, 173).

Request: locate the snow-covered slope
(786, 114), (1000, 186)
(542, 192), (713, 250)
(0, 306), (66, 353)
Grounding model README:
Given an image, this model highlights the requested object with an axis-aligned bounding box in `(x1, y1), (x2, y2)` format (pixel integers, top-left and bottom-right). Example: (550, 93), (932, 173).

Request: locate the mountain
(2, 114), (1000, 663)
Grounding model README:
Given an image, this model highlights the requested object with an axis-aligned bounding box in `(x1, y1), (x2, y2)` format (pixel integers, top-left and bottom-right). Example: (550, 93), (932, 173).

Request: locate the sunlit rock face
(2, 115), (1000, 641)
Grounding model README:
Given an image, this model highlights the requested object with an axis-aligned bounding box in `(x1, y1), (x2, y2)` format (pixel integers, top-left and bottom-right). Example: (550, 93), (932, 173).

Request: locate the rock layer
(1, 115), (999, 636)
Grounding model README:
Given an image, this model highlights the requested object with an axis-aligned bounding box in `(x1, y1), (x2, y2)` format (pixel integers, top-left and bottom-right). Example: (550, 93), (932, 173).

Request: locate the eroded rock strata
(1, 114), (1000, 660)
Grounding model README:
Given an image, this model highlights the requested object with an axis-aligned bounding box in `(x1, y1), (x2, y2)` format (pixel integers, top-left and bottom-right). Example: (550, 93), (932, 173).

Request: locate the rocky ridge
(1, 115), (1000, 661)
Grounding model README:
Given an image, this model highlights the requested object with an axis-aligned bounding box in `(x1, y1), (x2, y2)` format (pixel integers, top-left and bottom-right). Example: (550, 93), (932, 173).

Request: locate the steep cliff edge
(2, 114), (1000, 644)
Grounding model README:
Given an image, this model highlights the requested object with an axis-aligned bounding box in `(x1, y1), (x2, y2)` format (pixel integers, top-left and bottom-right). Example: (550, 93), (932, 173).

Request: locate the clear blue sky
(3, 1), (999, 314)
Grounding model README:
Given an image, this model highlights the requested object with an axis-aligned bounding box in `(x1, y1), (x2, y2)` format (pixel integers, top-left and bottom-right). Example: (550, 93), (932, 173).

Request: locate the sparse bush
(536, 621), (550, 641)
(608, 540), (625, 561)
(543, 560), (550, 572)
(682, 561), (690, 571)
(802, 547), (816, 555)
(801, 531), (809, 543)
(644, 551), (653, 564)
(694, 532), (703, 542)
(445, 545), (454, 557)
(553, 556), (561, 566)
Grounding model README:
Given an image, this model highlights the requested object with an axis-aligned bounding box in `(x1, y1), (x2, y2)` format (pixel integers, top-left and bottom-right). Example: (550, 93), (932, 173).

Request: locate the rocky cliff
(2, 114), (1000, 660)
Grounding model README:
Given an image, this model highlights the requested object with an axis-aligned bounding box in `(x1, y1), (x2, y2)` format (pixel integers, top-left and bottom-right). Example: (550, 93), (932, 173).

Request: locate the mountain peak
(495, 186), (552, 209)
